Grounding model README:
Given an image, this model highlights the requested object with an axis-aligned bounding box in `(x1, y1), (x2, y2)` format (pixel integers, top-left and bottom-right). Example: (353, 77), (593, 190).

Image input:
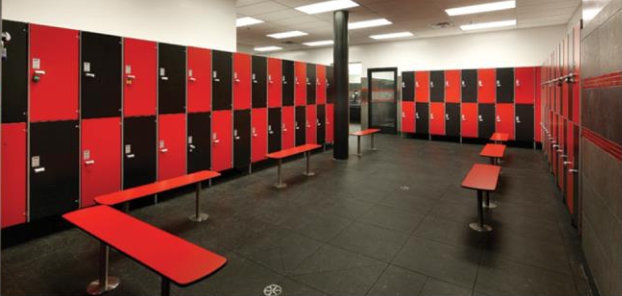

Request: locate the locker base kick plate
(189, 213), (209, 222)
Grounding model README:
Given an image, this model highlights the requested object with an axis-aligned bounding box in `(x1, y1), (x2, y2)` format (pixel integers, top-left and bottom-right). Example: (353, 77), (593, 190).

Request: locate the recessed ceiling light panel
(460, 19), (516, 31)
(303, 40), (334, 47)
(369, 32), (413, 40)
(296, 0), (359, 15)
(236, 17), (264, 27)
(267, 31), (309, 39)
(446, 0), (515, 16)
(348, 18), (392, 30)
(254, 46), (283, 52)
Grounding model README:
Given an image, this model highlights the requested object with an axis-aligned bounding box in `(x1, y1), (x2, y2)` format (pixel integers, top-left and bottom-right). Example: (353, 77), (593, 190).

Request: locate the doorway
(367, 67), (397, 134)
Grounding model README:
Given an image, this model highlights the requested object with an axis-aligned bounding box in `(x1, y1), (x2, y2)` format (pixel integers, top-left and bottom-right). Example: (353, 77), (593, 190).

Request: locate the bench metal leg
(482, 190), (497, 209)
(302, 151), (315, 176)
(274, 159), (287, 189)
(161, 277), (171, 296)
(356, 136), (362, 157)
(370, 134), (378, 151)
(469, 190), (492, 232)
(189, 182), (209, 222)
(87, 242), (120, 295)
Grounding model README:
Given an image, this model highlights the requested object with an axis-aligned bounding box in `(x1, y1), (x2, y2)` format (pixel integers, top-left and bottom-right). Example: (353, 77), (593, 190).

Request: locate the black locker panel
(81, 32), (122, 119)
(29, 121), (79, 220)
(327, 66), (335, 104)
(515, 104), (534, 142)
(496, 67), (514, 103)
(234, 110), (251, 169)
(252, 56), (267, 108)
(401, 71), (414, 102)
(123, 116), (156, 189)
(430, 70), (444, 102)
(282, 60), (294, 106)
(268, 108), (282, 153)
(307, 63), (316, 104)
(158, 43), (186, 114)
(478, 103), (495, 139)
(295, 106), (306, 146)
(213, 50), (232, 110)
(187, 112), (211, 173)
(416, 103), (429, 134)
(445, 103), (460, 137)
(1, 20), (28, 123)
(317, 104), (326, 145)
(461, 69), (477, 102)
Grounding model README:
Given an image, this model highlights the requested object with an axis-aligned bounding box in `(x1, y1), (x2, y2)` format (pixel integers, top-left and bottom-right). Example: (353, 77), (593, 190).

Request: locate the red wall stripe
(583, 71), (622, 89)
(583, 128), (622, 161)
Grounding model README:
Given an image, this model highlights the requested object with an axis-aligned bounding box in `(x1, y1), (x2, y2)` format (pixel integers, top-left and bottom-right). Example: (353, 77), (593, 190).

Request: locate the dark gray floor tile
(419, 278), (472, 296)
(292, 263), (386, 296)
(413, 216), (486, 248)
(329, 222), (410, 262)
(359, 204), (426, 234)
(366, 265), (427, 296)
(289, 212), (354, 242)
(291, 244), (385, 275)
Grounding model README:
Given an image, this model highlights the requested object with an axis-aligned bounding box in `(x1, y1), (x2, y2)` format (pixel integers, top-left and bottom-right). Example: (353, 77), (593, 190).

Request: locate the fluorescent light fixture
(369, 31), (413, 40)
(460, 19), (516, 31)
(296, 0), (359, 15)
(254, 46), (283, 52)
(303, 40), (334, 47)
(236, 17), (263, 27)
(446, 0), (515, 16)
(267, 30), (308, 39)
(348, 18), (392, 30)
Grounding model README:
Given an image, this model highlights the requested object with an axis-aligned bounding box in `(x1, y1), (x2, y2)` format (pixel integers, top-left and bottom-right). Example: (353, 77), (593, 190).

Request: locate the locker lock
(2, 32), (11, 60)
(496, 116), (501, 122)
(402, 112), (405, 118)
(461, 81), (466, 87)
(461, 114), (466, 121)
(415, 81), (419, 88)
(33, 70), (46, 82)
(515, 116), (521, 123)
(478, 80), (483, 87)
(234, 72), (240, 83)
(126, 74), (136, 85)
(234, 130), (240, 140)
(306, 120), (311, 128)
(282, 76), (287, 84)
(478, 115), (483, 122)
(306, 78), (311, 85)
(496, 80), (501, 87)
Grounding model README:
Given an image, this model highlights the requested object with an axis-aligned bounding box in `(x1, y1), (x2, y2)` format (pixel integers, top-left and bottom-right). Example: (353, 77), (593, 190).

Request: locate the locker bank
(0, 0), (620, 295)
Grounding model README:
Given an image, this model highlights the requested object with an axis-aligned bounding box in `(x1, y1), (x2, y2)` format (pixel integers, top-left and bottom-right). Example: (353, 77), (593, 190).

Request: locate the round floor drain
(400, 185), (410, 191)
(263, 284), (282, 296)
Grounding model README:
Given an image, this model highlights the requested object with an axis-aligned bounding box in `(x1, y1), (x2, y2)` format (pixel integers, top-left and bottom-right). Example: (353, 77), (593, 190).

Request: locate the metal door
(158, 114), (186, 180)
(368, 67), (398, 134)
(461, 69), (477, 103)
(515, 104), (534, 143)
(401, 71), (415, 102)
(317, 104), (326, 145)
(400, 101), (415, 133)
(1, 20), (28, 123)
(252, 56), (267, 109)
(306, 104), (317, 144)
(282, 60), (294, 106)
(477, 69), (496, 103)
(295, 106), (306, 146)
(295, 61), (306, 106)
(429, 102), (445, 135)
(415, 103), (429, 135)
(496, 103), (515, 139)
(461, 103), (478, 138)
(187, 47), (212, 113)
(326, 104), (334, 143)
(158, 43), (186, 114)
(123, 38), (157, 117)
(496, 67), (514, 103)
(514, 67), (535, 104)
(316, 65), (327, 104)
(306, 63), (316, 104)
(123, 116), (156, 189)
(282, 106), (295, 149)
(430, 70), (444, 102)
(326, 66), (335, 104)
(478, 103), (495, 139)
(187, 112), (211, 173)
(233, 109), (251, 169)
(267, 58), (282, 108)
(445, 103), (460, 137)
(444, 70), (461, 103)
(415, 71), (429, 103)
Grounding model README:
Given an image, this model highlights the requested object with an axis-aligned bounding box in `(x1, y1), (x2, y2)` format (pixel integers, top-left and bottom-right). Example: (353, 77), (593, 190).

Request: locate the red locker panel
(401, 101), (415, 133)
(429, 103), (445, 135)
(295, 62), (307, 105)
(326, 104), (334, 143)
(415, 71), (429, 102)
(268, 58), (282, 108)
(477, 68), (496, 103)
(282, 106), (295, 149)
(1, 123), (27, 228)
(158, 114), (187, 180)
(535, 67), (542, 142)
(496, 103), (515, 140)
(306, 105), (317, 144)
(316, 65), (327, 104)
(565, 123), (575, 214)
(187, 47), (212, 113)
(444, 70), (461, 103)
(461, 103), (478, 138)
(29, 24), (79, 122)
(251, 108), (268, 162)
(123, 38), (157, 117)
(515, 67), (535, 104)
(233, 53), (251, 110)
(212, 111), (233, 171)
(81, 118), (121, 207)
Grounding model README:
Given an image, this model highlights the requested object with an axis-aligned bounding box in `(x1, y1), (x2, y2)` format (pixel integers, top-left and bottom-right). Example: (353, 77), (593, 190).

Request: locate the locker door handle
(85, 73), (96, 78)
(401, 82), (405, 88)
(515, 79), (521, 87)
(402, 112), (405, 118)
(445, 81), (449, 88)
(161, 76), (168, 81)
(268, 79), (274, 84)
(126, 75), (136, 80)
(461, 115), (466, 121)
(568, 169), (579, 173)
(189, 144), (196, 149)
(478, 115), (483, 122)
(282, 124), (287, 132)
(213, 133), (220, 144)
(269, 130), (274, 135)
(496, 80), (501, 87)
(34, 70), (46, 76)
(33, 70), (46, 82)
(563, 161), (572, 166)
(445, 114), (449, 120)
(461, 81), (466, 87)
(317, 120), (321, 127)
(34, 167), (46, 173)
(415, 81), (419, 88)
(478, 80), (483, 87)
(496, 116), (501, 122)
(416, 113), (420, 119)
(126, 154), (135, 159)
(160, 148), (168, 153)
(189, 77), (197, 82)
(430, 113), (434, 120)
(85, 160), (95, 165)
(317, 79), (321, 86)
(516, 116), (521, 123)
(306, 121), (311, 128)
(306, 80), (311, 85)
(214, 78), (220, 82)
(252, 127), (258, 137)
(430, 81), (434, 88)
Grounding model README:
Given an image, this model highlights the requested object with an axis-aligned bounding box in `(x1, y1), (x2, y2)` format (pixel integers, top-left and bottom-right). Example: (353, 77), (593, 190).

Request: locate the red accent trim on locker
(316, 65), (327, 104)
(495, 103), (515, 140)
(251, 108), (268, 162)
(282, 106), (295, 149)
(81, 118), (121, 207)
(267, 58), (282, 108)
(326, 104), (334, 143)
(187, 47), (212, 113)
(515, 67), (535, 104)
(233, 53), (251, 110)
(158, 114), (187, 180)
(429, 103), (445, 135)
(123, 38), (157, 117)
(306, 105), (317, 144)
(401, 102), (415, 133)
(295, 62), (307, 105)
(583, 128), (622, 161)
(415, 71), (429, 102)
(1, 123), (27, 228)
(461, 103), (478, 138)
(477, 69), (495, 103)
(444, 70), (461, 103)
(212, 111), (233, 171)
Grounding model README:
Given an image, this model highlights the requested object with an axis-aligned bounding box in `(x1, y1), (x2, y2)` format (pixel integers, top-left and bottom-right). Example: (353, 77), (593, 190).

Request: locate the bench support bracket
(87, 242), (120, 295)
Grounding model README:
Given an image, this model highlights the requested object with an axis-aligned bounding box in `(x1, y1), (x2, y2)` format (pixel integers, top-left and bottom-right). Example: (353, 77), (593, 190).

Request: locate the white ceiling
(236, 0), (580, 52)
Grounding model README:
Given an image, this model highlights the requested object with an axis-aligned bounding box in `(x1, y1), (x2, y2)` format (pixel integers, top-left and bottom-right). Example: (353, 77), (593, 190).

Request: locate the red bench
(489, 132), (509, 144)
(96, 170), (220, 222)
(480, 143), (506, 165)
(266, 144), (322, 189)
(350, 128), (381, 157)
(63, 206), (227, 296)
(461, 163), (501, 232)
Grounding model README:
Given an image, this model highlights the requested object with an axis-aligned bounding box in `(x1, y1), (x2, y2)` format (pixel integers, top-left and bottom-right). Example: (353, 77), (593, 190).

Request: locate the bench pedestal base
(274, 182), (287, 189)
(469, 222), (492, 232)
(87, 277), (120, 295)
(189, 213), (209, 222)
(302, 171), (316, 177)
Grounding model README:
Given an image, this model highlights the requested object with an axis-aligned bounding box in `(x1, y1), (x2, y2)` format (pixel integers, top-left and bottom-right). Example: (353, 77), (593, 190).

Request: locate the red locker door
(123, 38), (157, 117)
(268, 58), (282, 108)
(251, 108), (268, 162)
(306, 105), (317, 144)
(233, 53), (251, 110)
(461, 103), (478, 138)
(477, 69), (496, 103)
(515, 67), (535, 104)
(282, 106), (295, 149)
(81, 118), (121, 207)
(429, 103), (445, 135)
(29, 24), (79, 122)
(326, 104), (334, 143)
(1, 123), (27, 227)
(535, 67), (542, 142)
(212, 111), (233, 171)
(445, 70), (461, 103)
(187, 47), (212, 113)
(158, 114), (187, 180)
(415, 71), (430, 102)
(401, 101), (415, 133)
(295, 62), (307, 105)
(496, 103), (515, 140)
(316, 65), (327, 104)
(565, 123), (575, 214)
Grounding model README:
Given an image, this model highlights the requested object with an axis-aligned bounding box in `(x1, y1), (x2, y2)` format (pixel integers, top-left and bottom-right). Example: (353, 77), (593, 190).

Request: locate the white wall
(2, 0), (236, 51)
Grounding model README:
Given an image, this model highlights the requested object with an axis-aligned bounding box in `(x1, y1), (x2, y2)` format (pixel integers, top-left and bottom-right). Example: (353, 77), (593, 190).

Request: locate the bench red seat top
(480, 144), (506, 158)
(350, 128), (381, 136)
(266, 143), (322, 159)
(461, 164), (501, 191)
(489, 132), (509, 142)
(63, 206), (227, 286)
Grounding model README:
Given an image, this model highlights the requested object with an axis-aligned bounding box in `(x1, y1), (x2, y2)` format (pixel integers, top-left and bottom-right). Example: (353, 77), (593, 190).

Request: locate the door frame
(367, 67), (398, 134)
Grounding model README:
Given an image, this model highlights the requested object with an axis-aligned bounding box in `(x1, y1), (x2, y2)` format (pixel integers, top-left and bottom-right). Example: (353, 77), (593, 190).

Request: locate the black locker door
(327, 66), (335, 104)
(317, 104), (326, 145)
(268, 108), (282, 153)
(416, 103), (429, 134)
(1, 20), (28, 123)
(496, 67), (514, 103)
(445, 103), (460, 137)
(461, 69), (477, 102)
(252, 56), (267, 108)
(81, 32), (122, 119)
(213, 50), (232, 110)
(307, 63), (316, 104)
(478, 103), (495, 139)
(282, 60), (294, 106)
(401, 71), (414, 102)
(295, 106), (306, 146)
(158, 43), (186, 114)
(234, 109), (251, 169)
(187, 112), (211, 173)
(30, 121), (79, 220)
(123, 116), (156, 189)
(515, 104), (534, 142)
(430, 70), (444, 102)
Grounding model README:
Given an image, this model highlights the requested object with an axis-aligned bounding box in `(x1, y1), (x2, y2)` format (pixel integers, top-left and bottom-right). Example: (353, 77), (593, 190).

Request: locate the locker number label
(31, 156), (40, 168)
(125, 145), (132, 154)
(32, 58), (41, 70)
(159, 140), (165, 148)
(83, 62), (91, 72)
(188, 136), (193, 144)
(160, 68), (166, 76)
(125, 65), (132, 74)
(83, 150), (91, 160)
(188, 69), (193, 77)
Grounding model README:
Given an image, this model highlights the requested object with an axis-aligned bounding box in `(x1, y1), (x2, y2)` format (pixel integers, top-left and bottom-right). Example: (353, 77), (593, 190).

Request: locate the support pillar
(333, 10), (349, 160)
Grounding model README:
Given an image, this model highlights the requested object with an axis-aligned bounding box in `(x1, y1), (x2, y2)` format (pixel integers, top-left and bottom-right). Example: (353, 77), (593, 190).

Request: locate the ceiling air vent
(429, 21), (453, 29)
(281, 40), (298, 45)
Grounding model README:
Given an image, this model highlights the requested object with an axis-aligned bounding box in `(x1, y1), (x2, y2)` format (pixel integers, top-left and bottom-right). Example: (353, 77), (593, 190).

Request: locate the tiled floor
(1, 133), (593, 296)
